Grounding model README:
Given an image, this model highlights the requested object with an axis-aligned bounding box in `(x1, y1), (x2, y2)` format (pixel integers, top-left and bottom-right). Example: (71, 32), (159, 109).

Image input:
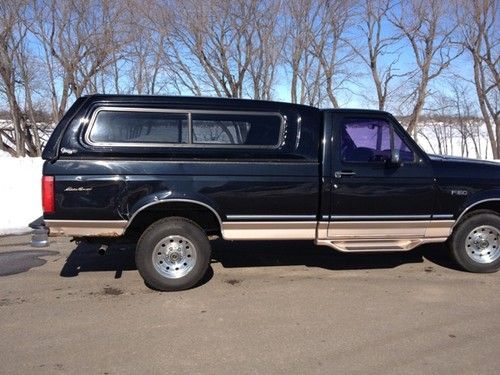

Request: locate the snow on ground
(0, 150), (43, 235)
(416, 123), (495, 160)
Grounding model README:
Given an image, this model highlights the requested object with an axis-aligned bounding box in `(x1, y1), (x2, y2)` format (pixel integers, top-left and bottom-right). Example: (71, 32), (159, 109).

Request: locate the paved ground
(0, 235), (499, 374)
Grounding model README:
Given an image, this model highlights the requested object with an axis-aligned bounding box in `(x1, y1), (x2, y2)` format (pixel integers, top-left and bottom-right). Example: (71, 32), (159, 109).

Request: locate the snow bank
(0, 151), (44, 235)
(416, 123), (495, 160)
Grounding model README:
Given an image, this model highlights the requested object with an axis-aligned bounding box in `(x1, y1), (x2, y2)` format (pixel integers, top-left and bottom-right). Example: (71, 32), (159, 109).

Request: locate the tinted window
(192, 113), (282, 146)
(89, 111), (188, 144)
(341, 118), (414, 162)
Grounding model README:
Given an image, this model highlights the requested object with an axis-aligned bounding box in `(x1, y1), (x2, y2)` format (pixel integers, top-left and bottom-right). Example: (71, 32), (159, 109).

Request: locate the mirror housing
(386, 149), (401, 167)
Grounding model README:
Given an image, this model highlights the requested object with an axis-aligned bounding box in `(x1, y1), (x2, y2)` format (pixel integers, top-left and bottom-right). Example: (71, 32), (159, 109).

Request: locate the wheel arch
(454, 198), (500, 228)
(125, 198), (223, 237)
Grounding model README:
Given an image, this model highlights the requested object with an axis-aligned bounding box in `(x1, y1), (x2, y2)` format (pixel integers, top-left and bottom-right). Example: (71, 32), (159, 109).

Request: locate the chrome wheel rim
(465, 225), (500, 264)
(152, 235), (197, 279)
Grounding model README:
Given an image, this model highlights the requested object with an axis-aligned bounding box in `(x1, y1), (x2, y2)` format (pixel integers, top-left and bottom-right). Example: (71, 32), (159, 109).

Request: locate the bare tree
(0, 0), (42, 156)
(417, 97), (457, 157)
(283, 0), (354, 107)
(448, 81), (487, 158)
(247, 0), (283, 100)
(351, 0), (405, 110)
(0, 0), (497, 161)
(417, 84), (491, 159)
(391, 0), (462, 135)
(103, 0), (169, 95)
(283, 0), (320, 105)
(284, 0), (320, 106)
(0, 0), (25, 155)
(29, 0), (128, 122)
(458, 0), (499, 158)
(157, 0), (270, 98)
(311, 0), (355, 107)
(16, 42), (42, 155)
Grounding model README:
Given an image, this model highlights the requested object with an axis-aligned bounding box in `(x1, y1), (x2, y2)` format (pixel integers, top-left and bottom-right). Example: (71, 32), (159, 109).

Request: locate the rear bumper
(28, 217), (127, 245)
(29, 216), (49, 247)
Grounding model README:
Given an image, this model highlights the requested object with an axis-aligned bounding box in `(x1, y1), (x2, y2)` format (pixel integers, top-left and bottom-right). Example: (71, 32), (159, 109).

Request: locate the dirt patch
(101, 287), (123, 296)
(225, 279), (242, 285)
(0, 297), (28, 306)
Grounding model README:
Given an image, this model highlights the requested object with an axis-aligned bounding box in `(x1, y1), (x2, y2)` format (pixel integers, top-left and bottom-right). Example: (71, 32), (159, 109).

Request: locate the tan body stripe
(45, 220), (127, 237)
(45, 219), (454, 252)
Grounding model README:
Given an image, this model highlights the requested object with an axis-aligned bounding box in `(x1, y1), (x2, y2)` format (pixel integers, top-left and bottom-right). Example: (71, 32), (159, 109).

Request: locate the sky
(1, 0), (481, 117)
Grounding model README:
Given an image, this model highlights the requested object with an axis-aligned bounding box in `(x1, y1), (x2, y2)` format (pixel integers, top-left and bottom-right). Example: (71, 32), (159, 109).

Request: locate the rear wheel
(136, 217), (211, 291)
(450, 212), (500, 273)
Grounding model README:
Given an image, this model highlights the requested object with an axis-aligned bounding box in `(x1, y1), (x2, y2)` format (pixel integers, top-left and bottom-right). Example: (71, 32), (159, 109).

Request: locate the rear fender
(126, 190), (224, 228)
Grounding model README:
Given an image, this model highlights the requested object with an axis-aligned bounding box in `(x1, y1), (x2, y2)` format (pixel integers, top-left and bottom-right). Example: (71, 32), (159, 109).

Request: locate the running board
(315, 238), (448, 252)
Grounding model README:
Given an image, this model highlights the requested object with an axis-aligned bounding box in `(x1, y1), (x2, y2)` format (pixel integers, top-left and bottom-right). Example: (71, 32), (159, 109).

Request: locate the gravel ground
(0, 234), (499, 374)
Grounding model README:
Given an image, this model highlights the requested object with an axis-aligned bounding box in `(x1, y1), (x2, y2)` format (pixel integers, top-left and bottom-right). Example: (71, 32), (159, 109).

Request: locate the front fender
(455, 189), (500, 221)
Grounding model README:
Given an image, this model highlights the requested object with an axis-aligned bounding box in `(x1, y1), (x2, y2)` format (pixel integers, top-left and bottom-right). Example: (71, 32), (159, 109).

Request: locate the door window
(341, 118), (415, 163)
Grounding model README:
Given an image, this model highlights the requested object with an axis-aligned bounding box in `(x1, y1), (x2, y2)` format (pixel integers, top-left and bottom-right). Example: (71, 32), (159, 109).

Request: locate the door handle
(334, 170), (356, 178)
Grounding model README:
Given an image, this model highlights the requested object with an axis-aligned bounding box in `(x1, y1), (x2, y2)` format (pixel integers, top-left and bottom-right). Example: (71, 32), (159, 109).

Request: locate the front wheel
(450, 212), (500, 273)
(136, 217), (212, 291)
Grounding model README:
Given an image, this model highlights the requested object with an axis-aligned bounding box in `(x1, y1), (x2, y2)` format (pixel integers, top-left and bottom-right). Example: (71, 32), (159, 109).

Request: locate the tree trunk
(473, 55), (498, 159)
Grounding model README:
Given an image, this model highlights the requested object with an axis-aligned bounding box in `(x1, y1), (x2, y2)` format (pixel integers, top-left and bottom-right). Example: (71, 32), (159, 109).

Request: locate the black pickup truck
(31, 95), (500, 291)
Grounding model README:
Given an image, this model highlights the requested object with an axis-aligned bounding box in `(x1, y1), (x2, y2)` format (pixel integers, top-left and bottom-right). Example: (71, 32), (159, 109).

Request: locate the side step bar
(315, 238), (448, 252)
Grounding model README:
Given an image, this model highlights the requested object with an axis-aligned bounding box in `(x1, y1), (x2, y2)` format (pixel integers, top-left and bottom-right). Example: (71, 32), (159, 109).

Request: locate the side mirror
(387, 149), (401, 167)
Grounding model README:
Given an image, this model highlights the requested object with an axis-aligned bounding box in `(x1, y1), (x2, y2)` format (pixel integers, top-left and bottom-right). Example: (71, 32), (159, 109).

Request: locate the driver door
(329, 113), (435, 238)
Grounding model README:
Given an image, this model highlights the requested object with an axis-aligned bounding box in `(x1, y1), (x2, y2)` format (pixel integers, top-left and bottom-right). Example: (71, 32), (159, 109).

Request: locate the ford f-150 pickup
(30, 95), (500, 290)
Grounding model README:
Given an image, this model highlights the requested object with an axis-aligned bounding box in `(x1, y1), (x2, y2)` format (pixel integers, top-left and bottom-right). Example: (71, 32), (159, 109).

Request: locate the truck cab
(319, 109), (442, 251)
(32, 95), (500, 290)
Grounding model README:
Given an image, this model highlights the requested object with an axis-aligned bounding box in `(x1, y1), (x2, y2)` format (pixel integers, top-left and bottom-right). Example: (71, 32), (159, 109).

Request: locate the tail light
(42, 176), (55, 214)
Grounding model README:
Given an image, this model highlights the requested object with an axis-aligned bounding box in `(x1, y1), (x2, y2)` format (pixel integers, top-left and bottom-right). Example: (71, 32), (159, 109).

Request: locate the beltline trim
(227, 214), (451, 221)
(432, 214), (454, 219)
(226, 215), (317, 220)
(331, 215), (431, 220)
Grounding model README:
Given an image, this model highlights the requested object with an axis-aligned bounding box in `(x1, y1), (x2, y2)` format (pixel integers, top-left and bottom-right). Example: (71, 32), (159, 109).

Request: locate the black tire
(136, 217), (211, 291)
(450, 212), (500, 273)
